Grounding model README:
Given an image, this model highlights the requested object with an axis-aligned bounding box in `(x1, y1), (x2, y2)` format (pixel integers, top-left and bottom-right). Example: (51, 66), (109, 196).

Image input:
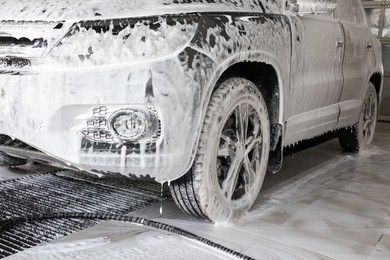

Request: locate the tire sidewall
(357, 83), (378, 149)
(194, 78), (270, 222)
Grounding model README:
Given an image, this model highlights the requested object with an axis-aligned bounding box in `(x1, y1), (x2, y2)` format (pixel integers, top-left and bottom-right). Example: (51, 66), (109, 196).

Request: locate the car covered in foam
(0, 0), (383, 221)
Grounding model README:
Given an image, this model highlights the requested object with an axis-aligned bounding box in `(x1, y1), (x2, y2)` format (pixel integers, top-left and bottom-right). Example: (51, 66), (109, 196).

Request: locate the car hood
(0, 0), (279, 22)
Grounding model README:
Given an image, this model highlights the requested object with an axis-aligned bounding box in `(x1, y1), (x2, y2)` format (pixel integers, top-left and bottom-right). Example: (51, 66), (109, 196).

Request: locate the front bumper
(0, 57), (204, 182)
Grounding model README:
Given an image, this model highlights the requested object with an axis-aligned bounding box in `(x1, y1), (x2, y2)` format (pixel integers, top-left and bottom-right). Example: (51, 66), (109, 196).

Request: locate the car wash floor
(1, 122), (390, 260)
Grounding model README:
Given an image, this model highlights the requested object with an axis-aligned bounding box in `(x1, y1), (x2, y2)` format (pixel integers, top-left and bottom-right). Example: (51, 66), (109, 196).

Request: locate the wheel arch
(182, 53), (287, 177)
(369, 72), (383, 102)
(214, 59), (284, 152)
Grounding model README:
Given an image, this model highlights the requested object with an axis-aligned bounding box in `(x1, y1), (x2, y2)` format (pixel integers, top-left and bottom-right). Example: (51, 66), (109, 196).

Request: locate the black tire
(170, 77), (270, 222)
(0, 152), (27, 167)
(338, 82), (378, 152)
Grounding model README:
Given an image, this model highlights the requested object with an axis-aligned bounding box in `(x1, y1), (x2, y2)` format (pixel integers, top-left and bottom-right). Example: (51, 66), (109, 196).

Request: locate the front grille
(0, 20), (66, 59)
(81, 137), (158, 154)
(0, 57), (30, 68)
(0, 37), (45, 48)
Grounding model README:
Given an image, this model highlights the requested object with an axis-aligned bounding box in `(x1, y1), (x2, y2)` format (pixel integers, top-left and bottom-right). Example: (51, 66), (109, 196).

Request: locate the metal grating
(0, 171), (162, 258)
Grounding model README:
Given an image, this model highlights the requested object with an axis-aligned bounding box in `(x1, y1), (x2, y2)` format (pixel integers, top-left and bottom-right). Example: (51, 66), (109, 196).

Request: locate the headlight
(49, 15), (199, 67)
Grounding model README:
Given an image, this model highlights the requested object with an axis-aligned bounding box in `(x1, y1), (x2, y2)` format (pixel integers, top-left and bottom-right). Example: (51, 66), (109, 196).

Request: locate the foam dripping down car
(0, 0), (383, 222)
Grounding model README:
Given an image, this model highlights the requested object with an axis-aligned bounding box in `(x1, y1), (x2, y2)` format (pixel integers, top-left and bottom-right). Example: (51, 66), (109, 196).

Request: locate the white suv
(0, 0), (383, 222)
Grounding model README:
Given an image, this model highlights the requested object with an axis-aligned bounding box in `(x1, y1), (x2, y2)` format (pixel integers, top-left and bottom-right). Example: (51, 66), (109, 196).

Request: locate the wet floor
(2, 122), (390, 259)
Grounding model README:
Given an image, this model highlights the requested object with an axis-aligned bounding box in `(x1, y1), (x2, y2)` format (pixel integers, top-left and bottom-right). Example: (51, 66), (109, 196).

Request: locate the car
(0, 0), (383, 222)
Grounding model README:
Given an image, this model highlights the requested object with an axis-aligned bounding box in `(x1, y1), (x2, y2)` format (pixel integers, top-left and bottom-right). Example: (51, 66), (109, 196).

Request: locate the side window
(335, 0), (366, 24)
(365, 7), (383, 36)
(385, 9), (390, 37)
(363, 0), (390, 38)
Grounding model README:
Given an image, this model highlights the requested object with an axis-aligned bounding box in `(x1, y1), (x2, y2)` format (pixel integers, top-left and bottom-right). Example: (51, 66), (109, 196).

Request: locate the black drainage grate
(0, 171), (161, 258)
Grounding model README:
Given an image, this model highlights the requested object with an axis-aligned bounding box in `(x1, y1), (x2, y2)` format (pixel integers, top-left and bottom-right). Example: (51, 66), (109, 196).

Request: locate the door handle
(337, 41), (344, 48)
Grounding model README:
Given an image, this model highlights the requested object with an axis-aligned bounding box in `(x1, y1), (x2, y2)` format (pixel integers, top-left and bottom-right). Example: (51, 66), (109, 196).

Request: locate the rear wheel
(170, 77), (270, 222)
(338, 82), (378, 152)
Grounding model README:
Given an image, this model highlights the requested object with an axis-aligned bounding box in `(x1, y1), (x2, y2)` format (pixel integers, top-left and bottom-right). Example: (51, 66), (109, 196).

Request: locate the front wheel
(338, 82), (378, 152)
(170, 77), (270, 222)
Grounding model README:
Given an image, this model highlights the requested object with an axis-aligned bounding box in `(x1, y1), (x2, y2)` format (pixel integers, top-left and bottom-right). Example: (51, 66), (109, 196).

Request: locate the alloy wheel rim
(216, 103), (263, 202)
(362, 92), (377, 142)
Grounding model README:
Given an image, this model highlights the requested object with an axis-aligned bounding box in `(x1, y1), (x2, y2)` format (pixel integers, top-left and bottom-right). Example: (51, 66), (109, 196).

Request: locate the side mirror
(288, 0), (337, 15)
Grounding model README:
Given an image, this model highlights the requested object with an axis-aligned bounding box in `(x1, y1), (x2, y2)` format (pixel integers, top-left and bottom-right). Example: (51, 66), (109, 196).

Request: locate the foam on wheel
(170, 77), (270, 222)
(338, 82), (378, 152)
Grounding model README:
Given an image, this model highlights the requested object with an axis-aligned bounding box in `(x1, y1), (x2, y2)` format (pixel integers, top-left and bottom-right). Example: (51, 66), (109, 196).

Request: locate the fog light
(110, 110), (147, 140)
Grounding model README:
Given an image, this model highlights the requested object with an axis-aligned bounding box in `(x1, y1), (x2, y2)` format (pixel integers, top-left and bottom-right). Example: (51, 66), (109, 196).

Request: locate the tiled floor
(155, 122), (390, 259)
(3, 122), (390, 259)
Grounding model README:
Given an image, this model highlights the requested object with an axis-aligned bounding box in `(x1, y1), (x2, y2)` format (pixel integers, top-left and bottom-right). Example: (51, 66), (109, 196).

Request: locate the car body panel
(0, 0), (383, 182)
(0, 0), (282, 21)
(334, 1), (375, 129)
(0, 7), (291, 182)
(283, 14), (344, 145)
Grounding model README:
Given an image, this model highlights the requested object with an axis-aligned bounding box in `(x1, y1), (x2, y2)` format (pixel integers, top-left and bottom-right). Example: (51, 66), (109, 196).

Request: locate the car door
(284, 13), (344, 145)
(335, 0), (375, 128)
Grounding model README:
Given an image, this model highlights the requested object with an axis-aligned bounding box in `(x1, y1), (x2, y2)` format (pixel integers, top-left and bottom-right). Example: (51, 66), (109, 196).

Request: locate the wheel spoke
(235, 104), (249, 145)
(245, 137), (262, 155)
(221, 158), (243, 200)
(243, 156), (256, 186)
(218, 99), (266, 202)
(369, 101), (373, 118)
(220, 133), (236, 146)
(364, 128), (369, 140)
(362, 94), (376, 142)
(219, 133), (237, 157)
(249, 118), (261, 145)
(363, 120), (370, 132)
(218, 146), (236, 157)
(365, 95), (376, 121)
(366, 123), (372, 140)
(364, 104), (370, 120)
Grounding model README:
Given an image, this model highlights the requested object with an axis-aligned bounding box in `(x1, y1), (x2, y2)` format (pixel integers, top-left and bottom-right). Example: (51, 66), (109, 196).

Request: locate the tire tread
(170, 77), (268, 221)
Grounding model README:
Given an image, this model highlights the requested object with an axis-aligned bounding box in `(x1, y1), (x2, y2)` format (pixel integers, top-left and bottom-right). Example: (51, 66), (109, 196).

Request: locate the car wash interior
(364, 1), (390, 120)
(1, 1), (390, 259)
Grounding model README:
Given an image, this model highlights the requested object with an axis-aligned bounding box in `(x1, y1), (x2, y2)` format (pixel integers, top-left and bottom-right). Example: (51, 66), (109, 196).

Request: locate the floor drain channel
(0, 171), (161, 258)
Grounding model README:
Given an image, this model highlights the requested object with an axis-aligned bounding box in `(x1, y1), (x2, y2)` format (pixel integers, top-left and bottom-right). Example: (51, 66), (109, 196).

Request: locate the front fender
(179, 13), (292, 178)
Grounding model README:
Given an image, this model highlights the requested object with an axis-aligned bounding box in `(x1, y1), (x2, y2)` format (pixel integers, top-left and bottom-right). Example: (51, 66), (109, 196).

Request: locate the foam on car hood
(0, 0), (282, 22)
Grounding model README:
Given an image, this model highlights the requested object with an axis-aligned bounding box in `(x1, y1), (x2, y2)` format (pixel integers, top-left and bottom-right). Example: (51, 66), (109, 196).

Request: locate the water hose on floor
(0, 212), (254, 260)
